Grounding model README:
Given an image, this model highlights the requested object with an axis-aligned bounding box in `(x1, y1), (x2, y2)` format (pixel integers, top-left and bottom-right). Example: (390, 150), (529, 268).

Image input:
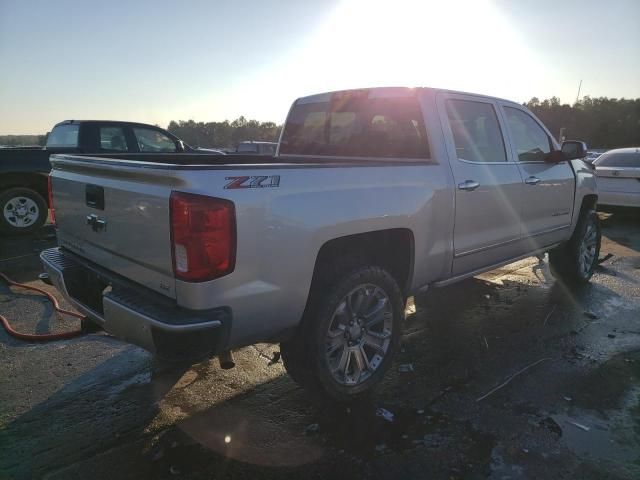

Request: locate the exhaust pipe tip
(218, 351), (235, 369)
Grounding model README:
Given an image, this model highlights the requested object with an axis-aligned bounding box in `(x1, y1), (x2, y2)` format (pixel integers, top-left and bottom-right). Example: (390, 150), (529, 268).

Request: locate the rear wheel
(0, 187), (48, 235)
(549, 209), (601, 284)
(281, 265), (403, 401)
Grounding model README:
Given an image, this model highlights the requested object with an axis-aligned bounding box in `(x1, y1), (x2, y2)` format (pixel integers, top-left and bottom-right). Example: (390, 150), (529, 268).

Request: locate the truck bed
(92, 153), (276, 165)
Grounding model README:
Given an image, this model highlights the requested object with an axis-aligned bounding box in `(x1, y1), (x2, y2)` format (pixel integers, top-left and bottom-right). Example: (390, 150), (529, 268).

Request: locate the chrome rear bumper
(40, 247), (230, 359)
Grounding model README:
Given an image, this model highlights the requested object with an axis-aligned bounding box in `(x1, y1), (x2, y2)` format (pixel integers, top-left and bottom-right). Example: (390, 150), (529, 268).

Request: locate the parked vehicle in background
(593, 147), (640, 208)
(583, 150), (605, 165)
(0, 120), (224, 234)
(234, 141), (277, 155)
(42, 87), (598, 400)
(194, 147), (227, 155)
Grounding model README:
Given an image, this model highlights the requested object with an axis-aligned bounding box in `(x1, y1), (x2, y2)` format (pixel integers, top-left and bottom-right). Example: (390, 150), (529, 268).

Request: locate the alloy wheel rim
(578, 220), (598, 276)
(3, 196), (39, 228)
(325, 283), (393, 386)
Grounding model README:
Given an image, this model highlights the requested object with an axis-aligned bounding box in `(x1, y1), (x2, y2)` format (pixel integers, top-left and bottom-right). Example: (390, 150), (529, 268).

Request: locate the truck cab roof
(53, 120), (167, 129)
(294, 86), (521, 108)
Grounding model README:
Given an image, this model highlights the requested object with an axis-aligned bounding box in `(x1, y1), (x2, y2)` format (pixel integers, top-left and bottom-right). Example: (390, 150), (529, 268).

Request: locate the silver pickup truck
(42, 87), (600, 400)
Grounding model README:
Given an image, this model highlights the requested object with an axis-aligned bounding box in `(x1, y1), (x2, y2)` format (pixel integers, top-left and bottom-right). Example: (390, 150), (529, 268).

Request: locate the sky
(0, 0), (638, 134)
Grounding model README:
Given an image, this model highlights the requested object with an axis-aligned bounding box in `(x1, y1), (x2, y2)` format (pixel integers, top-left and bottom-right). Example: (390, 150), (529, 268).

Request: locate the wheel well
(311, 229), (414, 294)
(0, 173), (49, 206)
(581, 194), (598, 213)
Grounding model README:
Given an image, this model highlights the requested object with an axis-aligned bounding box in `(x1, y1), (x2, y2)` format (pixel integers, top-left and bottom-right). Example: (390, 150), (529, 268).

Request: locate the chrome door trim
(454, 224), (570, 258)
(454, 236), (521, 258)
(434, 242), (563, 287)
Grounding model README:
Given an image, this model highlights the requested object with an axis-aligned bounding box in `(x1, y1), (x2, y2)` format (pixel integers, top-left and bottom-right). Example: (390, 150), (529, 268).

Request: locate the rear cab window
(46, 124), (80, 148)
(280, 91), (430, 159)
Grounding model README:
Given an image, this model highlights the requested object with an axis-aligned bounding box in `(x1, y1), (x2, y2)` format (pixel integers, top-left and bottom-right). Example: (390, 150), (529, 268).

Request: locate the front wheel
(549, 209), (601, 284)
(0, 187), (48, 235)
(281, 265), (403, 401)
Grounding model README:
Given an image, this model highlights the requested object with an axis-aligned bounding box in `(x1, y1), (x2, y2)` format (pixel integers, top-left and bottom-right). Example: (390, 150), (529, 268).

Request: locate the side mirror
(561, 140), (588, 160)
(545, 150), (565, 163)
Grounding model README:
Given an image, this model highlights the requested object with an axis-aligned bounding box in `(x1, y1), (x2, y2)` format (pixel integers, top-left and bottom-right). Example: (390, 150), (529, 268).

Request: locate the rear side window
(595, 152), (639, 168)
(133, 128), (177, 152)
(99, 126), (128, 152)
(46, 124), (79, 148)
(504, 107), (552, 162)
(445, 100), (507, 162)
(279, 94), (430, 159)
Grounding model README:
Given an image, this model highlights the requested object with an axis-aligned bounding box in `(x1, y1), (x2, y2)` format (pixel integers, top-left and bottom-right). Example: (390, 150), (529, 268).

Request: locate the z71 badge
(224, 175), (280, 189)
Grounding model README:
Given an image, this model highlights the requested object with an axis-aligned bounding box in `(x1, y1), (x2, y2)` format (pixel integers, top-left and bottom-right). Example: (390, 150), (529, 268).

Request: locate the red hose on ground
(0, 272), (85, 341)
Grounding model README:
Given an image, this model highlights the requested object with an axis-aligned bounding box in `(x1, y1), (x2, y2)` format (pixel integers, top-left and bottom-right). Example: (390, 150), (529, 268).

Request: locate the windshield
(595, 151), (640, 168)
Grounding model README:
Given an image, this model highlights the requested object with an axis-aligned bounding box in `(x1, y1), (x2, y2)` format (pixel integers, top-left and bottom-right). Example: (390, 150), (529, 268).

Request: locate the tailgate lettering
(224, 175), (280, 189)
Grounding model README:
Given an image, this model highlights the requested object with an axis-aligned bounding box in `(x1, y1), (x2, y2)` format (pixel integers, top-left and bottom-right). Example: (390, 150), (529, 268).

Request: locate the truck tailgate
(51, 155), (180, 299)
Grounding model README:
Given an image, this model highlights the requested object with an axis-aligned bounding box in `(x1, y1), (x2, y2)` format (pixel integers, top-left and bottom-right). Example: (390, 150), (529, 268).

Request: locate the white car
(583, 150), (604, 165)
(594, 148), (640, 208)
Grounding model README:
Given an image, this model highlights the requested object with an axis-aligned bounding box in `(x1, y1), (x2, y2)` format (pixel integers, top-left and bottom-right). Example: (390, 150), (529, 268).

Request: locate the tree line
(525, 96), (640, 149)
(168, 98), (640, 150)
(167, 117), (281, 149)
(2, 97), (638, 149)
(0, 134), (47, 147)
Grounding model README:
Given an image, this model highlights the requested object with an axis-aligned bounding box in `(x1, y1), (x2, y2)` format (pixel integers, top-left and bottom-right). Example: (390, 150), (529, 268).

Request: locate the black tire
(549, 209), (601, 284)
(281, 265), (403, 401)
(0, 187), (48, 235)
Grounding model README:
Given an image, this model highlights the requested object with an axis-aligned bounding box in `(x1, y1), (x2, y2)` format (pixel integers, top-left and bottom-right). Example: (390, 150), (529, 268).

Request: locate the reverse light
(47, 175), (56, 226)
(170, 192), (236, 282)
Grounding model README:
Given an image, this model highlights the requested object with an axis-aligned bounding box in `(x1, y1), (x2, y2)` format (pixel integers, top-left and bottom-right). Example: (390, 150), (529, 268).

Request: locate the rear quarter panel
(174, 161), (453, 348)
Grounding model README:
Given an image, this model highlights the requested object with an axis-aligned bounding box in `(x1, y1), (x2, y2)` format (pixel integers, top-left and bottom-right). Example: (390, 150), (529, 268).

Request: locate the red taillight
(47, 175), (56, 226)
(170, 192), (236, 282)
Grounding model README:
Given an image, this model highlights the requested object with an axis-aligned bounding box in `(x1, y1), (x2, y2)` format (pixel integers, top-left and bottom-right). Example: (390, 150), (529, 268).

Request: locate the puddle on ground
(552, 351), (640, 474)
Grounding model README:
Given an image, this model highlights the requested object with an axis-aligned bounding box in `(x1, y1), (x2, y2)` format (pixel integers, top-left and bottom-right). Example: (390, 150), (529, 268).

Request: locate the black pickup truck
(0, 120), (224, 234)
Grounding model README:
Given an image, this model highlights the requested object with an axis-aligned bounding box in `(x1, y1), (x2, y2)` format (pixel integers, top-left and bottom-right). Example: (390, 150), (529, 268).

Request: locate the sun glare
(182, 0), (546, 124)
(291, 0), (544, 95)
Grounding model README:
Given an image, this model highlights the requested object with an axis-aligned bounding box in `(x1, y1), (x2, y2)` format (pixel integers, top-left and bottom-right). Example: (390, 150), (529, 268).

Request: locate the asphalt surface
(1, 211), (639, 480)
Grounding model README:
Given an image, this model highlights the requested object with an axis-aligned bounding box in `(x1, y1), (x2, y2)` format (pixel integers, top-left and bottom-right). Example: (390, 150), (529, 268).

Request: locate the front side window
(260, 144), (276, 155)
(504, 107), (552, 162)
(46, 124), (79, 148)
(445, 99), (507, 162)
(280, 94), (430, 159)
(99, 126), (128, 152)
(133, 128), (177, 152)
(237, 143), (259, 153)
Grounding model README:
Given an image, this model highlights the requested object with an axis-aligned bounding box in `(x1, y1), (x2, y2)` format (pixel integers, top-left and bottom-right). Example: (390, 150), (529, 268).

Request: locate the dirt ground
(1, 211), (639, 480)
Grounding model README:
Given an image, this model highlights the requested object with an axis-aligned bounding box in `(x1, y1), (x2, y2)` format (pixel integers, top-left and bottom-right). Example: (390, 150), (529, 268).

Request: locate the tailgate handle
(86, 184), (104, 210)
(86, 214), (107, 232)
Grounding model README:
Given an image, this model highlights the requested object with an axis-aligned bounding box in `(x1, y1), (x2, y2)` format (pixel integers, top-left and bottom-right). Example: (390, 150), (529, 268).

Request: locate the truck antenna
(575, 80), (582, 105)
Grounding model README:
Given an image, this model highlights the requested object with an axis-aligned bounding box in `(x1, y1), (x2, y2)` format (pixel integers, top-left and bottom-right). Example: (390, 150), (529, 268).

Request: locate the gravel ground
(1, 210), (639, 480)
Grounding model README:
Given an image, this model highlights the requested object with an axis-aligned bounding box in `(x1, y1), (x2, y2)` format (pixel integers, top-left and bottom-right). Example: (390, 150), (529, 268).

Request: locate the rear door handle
(457, 180), (480, 191)
(524, 176), (541, 185)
